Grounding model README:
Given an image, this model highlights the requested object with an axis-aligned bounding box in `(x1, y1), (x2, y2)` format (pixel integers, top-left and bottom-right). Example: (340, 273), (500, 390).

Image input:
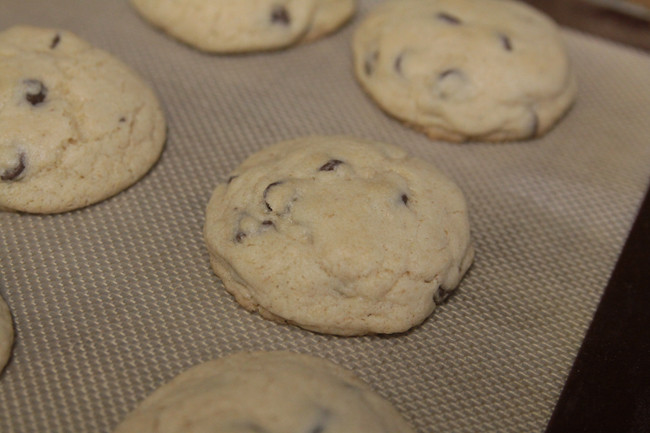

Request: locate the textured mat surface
(1, 1), (650, 432)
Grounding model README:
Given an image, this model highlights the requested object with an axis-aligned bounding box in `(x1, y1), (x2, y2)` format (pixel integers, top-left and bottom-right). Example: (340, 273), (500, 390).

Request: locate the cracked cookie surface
(204, 136), (474, 336)
(113, 351), (416, 433)
(353, 0), (577, 142)
(130, 0), (356, 53)
(0, 26), (166, 213)
(0, 295), (13, 374)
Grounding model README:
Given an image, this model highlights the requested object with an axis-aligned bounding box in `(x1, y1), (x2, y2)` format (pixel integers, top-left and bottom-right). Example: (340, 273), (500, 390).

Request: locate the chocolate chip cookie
(0, 295), (13, 374)
(0, 26), (166, 213)
(113, 351), (416, 433)
(353, 0), (577, 142)
(204, 136), (474, 336)
(130, 0), (356, 53)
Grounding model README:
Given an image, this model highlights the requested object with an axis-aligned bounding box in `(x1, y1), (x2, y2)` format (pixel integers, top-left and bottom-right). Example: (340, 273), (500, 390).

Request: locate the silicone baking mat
(1, 1), (649, 432)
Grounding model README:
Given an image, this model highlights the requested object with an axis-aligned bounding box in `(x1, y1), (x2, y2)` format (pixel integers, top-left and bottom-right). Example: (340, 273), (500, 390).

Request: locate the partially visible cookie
(0, 26), (166, 214)
(0, 295), (13, 374)
(130, 0), (356, 53)
(113, 351), (416, 433)
(204, 136), (474, 336)
(353, 0), (577, 142)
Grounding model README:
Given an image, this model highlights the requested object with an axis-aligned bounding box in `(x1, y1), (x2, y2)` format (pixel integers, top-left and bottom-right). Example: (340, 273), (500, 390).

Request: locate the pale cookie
(353, 0), (577, 142)
(0, 295), (13, 374)
(204, 136), (474, 336)
(130, 0), (356, 53)
(113, 351), (416, 433)
(0, 26), (166, 214)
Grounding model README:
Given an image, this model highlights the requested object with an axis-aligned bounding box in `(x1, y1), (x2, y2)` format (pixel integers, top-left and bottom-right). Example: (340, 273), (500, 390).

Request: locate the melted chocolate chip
(50, 33), (61, 49)
(263, 181), (283, 211)
(234, 232), (247, 243)
(401, 194), (409, 205)
(433, 287), (453, 305)
(319, 159), (343, 171)
(24, 79), (48, 106)
(436, 12), (462, 25)
(364, 51), (379, 76)
(271, 5), (290, 25)
(1, 152), (27, 182)
(499, 33), (513, 51)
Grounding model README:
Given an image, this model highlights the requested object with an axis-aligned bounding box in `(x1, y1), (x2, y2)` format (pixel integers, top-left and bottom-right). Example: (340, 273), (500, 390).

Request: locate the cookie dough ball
(113, 351), (416, 433)
(204, 136), (474, 335)
(0, 26), (166, 214)
(130, 0), (356, 53)
(0, 295), (13, 374)
(353, 0), (577, 142)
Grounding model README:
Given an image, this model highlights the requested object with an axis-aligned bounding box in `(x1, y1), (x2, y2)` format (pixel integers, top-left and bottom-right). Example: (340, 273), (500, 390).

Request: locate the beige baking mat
(1, 1), (649, 432)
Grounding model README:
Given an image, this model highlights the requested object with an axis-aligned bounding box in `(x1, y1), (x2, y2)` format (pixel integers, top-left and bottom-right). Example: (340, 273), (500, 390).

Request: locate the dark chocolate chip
(263, 181), (283, 212)
(227, 175), (238, 184)
(1, 152), (27, 182)
(436, 12), (462, 25)
(439, 68), (462, 80)
(24, 79), (48, 106)
(394, 53), (404, 74)
(364, 50), (379, 76)
(499, 33), (513, 51)
(309, 409), (331, 433)
(271, 5), (290, 25)
(50, 33), (61, 49)
(433, 287), (453, 305)
(401, 194), (409, 205)
(262, 220), (274, 226)
(529, 109), (539, 138)
(319, 159), (343, 171)
(234, 232), (247, 243)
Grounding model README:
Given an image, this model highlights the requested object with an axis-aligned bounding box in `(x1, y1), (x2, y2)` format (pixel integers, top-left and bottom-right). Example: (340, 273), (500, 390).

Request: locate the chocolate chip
(436, 12), (462, 25)
(262, 220), (274, 227)
(433, 287), (453, 305)
(227, 175), (238, 184)
(401, 194), (409, 205)
(319, 159), (343, 171)
(529, 109), (539, 138)
(271, 5), (290, 25)
(439, 68), (461, 80)
(234, 232), (247, 243)
(309, 409), (331, 433)
(310, 424), (326, 433)
(263, 181), (283, 211)
(1, 152), (27, 182)
(394, 53), (404, 74)
(119, 116), (126, 123)
(364, 50), (379, 76)
(50, 33), (61, 49)
(499, 33), (512, 51)
(24, 79), (48, 106)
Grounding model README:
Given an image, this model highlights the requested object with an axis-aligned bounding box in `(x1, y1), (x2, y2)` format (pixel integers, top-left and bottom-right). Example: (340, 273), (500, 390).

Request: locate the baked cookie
(130, 0), (356, 53)
(0, 295), (13, 374)
(0, 26), (166, 214)
(204, 136), (474, 336)
(353, 0), (577, 142)
(113, 351), (416, 433)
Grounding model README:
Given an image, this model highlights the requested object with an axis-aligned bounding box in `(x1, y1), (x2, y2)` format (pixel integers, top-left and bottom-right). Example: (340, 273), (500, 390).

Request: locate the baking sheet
(1, 1), (650, 432)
